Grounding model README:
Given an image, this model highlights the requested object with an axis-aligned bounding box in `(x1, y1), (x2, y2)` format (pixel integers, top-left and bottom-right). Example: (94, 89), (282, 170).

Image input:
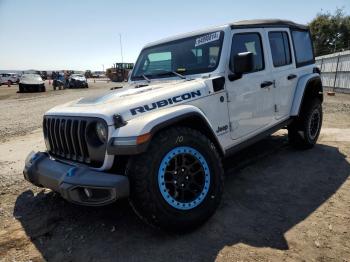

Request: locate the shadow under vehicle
(14, 134), (350, 261)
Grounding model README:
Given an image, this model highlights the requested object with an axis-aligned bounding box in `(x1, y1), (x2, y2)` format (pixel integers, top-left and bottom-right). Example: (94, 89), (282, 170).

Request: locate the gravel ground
(0, 85), (350, 262)
(0, 80), (123, 142)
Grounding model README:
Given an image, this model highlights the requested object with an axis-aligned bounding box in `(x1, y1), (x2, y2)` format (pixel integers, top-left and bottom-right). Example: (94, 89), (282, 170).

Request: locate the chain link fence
(316, 49), (350, 93)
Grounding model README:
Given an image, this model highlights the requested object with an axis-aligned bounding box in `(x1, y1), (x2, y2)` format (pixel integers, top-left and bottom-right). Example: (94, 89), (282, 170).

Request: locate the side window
(230, 33), (264, 73)
(268, 31), (292, 67)
(291, 30), (314, 66)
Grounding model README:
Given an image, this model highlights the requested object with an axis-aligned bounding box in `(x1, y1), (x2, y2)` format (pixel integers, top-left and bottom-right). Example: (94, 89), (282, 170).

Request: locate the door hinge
(274, 104), (278, 112)
(226, 92), (231, 102)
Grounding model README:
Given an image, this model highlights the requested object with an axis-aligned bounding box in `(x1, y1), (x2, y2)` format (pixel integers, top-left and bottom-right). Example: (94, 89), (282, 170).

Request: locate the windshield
(21, 74), (42, 80)
(72, 74), (84, 77)
(131, 31), (224, 81)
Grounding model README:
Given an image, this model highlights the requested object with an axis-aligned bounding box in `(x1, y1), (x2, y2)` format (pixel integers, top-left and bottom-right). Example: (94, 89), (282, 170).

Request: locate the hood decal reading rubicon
(130, 90), (201, 115)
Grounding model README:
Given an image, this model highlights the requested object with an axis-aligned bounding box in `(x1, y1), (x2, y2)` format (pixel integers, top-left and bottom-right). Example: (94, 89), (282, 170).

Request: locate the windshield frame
(131, 30), (225, 81)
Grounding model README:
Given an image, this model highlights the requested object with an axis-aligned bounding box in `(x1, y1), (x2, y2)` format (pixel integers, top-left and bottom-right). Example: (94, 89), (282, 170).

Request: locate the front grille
(44, 117), (90, 164)
(44, 116), (108, 167)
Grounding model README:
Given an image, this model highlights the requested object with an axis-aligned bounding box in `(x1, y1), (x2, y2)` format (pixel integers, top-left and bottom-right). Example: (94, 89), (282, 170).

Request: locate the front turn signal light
(136, 133), (151, 145)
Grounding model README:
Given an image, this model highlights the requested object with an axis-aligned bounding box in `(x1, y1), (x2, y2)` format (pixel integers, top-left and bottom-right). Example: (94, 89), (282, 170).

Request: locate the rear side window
(268, 32), (292, 67)
(291, 30), (314, 67)
(231, 33), (264, 72)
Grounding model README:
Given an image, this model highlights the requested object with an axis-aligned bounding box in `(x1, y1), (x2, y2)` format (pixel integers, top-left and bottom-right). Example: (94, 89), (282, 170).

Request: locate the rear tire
(127, 127), (224, 231)
(288, 98), (322, 149)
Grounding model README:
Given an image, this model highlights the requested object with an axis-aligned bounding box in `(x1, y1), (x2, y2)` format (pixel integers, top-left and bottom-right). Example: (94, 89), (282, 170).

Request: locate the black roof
(230, 19), (308, 30)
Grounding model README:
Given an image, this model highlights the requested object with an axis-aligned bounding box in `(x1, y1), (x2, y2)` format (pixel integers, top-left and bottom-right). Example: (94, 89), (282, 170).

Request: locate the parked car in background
(19, 74), (45, 92)
(91, 71), (106, 78)
(52, 73), (65, 90)
(85, 70), (92, 78)
(0, 73), (20, 85)
(69, 74), (88, 88)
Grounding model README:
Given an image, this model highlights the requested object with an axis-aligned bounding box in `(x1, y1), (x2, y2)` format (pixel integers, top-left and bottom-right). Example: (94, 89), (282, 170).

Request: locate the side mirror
(228, 52), (254, 81)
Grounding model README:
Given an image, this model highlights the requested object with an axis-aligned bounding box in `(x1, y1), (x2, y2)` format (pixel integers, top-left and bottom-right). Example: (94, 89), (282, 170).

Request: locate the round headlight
(95, 122), (107, 143)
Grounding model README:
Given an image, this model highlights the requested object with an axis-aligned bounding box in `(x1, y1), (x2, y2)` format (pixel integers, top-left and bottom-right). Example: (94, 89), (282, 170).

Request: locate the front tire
(288, 98), (322, 149)
(127, 127), (224, 231)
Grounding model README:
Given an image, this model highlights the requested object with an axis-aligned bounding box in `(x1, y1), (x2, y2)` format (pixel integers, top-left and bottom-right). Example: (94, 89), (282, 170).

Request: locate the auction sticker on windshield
(195, 32), (220, 47)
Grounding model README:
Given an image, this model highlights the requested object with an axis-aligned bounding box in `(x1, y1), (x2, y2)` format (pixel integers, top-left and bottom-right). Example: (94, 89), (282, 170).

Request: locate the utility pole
(102, 64), (104, 72)
(119, 33), (124, 63)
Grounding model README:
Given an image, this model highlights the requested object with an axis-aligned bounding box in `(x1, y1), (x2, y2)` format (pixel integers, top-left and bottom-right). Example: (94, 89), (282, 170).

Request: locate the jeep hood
(45, 79), (210, 125)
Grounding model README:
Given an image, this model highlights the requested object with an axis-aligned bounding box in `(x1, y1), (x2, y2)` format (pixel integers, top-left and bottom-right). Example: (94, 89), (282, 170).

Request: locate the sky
(0, 0), (349, 71)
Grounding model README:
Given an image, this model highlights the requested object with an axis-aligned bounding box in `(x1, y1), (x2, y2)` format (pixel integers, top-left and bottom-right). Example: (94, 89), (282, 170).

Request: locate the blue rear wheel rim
(158, 146), (210, 210)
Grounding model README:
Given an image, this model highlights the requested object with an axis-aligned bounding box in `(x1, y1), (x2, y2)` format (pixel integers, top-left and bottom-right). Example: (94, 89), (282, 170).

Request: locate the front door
(226, 29), (275, 140)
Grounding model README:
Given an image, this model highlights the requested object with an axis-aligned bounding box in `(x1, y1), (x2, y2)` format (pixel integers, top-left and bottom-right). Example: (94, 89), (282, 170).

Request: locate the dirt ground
(0, 83), (349, 262)
(0, 80), (121, 143)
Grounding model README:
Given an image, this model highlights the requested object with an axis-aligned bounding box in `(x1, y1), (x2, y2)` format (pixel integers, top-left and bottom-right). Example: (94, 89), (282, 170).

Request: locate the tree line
(309, 8), (350, 56)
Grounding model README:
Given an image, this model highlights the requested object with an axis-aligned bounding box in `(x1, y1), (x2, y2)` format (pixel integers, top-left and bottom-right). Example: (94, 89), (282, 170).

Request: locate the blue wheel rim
(158, 146), (210, 210)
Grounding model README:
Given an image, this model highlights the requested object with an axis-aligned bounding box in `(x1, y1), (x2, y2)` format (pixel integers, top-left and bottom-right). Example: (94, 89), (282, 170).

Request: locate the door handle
(287, 74), (297, 80)
(261, 81), (273, 88)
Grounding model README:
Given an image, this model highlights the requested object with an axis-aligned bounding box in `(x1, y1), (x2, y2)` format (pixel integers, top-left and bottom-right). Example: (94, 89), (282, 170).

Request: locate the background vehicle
(52, 73), (65, 90)
(91, 71), (106, 78)
(24, 19), (323, 231)
(68, 74), (88, 88)
(19, 73), (45, 92)
(84, 70), (93, 78)
(106, 63), (134, 82)
(0, 73), (20, 85)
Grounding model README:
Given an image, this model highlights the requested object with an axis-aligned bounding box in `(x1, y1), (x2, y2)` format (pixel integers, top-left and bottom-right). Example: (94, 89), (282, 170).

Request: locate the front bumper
(19, 83), (44, 91)
(23, 152), (129, 206)
(70, 80), (87, 87)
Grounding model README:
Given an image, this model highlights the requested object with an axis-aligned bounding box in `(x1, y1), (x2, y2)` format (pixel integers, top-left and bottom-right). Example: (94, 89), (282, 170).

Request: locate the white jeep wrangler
(24, 19), (323, 231)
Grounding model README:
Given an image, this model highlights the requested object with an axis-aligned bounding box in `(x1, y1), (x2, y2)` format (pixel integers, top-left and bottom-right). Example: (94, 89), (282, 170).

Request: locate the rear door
(266, 28), (297, 120)
(226, 29), (275, 140)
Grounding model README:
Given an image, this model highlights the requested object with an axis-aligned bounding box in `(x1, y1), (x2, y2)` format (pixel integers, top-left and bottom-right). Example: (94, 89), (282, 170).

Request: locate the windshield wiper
(155, 70), (186, 79)
(141, 74), (151, 83)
